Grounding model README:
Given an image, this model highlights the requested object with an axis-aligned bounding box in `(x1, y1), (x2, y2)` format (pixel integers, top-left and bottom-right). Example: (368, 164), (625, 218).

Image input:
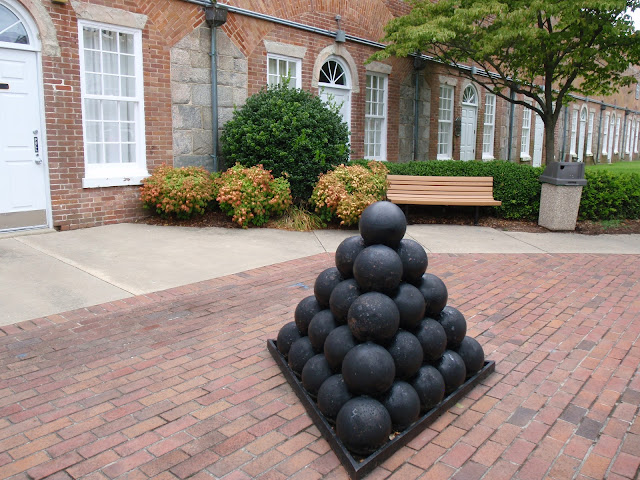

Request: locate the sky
(629, 8), (640, 30)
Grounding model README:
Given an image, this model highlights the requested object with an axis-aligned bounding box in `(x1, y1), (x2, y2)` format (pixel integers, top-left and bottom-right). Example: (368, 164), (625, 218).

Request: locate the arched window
(462, 85), (478, 106)
(319, 59), (347, 87)
(0, 4), (29, 44)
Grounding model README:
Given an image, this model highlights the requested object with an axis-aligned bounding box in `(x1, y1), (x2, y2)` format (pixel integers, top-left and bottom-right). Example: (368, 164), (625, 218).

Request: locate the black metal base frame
(267, 340), (495, 480)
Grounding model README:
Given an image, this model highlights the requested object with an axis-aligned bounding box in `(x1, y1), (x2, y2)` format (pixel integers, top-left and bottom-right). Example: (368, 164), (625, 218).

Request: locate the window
(570, 109), (578, 156)
(0, 4), (28, 44)
(586, 111), (594, 155)
(602, 112), (610, 155)
(79, 21), (147, 187)
(635, 120), (640, 154)
(482, 94), (496, 159)
(267, 54), (301, 88)
(364, 73), (387, 160)
(614, 116), (621, 154)
(437, 85), (454, 159)
(626, 118), (632, 154)
(520, 103), (532, 159)
(607, 113), (616, 160)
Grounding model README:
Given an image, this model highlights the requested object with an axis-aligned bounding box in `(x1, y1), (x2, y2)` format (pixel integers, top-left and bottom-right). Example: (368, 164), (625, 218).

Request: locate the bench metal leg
(474, 206), (479, 226)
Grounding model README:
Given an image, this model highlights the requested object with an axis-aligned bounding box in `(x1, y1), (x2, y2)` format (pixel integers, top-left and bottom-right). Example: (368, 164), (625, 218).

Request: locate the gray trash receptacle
(538, 162), (587, 231)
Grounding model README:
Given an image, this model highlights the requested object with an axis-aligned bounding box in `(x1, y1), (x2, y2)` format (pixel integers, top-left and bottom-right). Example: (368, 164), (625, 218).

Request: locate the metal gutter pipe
(507, 89), (515, 162)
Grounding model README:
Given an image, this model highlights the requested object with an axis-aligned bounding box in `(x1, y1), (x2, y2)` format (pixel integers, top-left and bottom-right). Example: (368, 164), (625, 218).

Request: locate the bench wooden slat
(386, 174), (502, 224)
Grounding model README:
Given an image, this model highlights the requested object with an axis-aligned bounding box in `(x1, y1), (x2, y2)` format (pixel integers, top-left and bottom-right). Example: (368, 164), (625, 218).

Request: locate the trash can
(538, 162), (587, 231)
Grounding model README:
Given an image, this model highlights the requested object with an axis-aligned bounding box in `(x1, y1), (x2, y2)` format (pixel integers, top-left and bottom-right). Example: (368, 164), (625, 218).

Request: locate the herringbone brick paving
(1, 252), (639, 479)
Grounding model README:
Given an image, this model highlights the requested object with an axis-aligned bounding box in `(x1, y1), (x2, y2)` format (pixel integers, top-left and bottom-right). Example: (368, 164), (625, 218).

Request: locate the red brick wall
(39, 0), (204, 230)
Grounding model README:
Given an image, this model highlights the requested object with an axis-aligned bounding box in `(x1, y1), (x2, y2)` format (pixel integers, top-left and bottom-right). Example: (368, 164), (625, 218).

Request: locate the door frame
(459, 84), (478, 161)
(0, 0), (51, 232)
(318, 56), (352, 132)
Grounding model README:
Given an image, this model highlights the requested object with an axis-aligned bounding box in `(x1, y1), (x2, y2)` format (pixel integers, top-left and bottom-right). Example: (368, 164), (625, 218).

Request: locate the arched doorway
(460, 85), (478, 160)
(318, 57), (351, 132)
(0, 0), (49, 231)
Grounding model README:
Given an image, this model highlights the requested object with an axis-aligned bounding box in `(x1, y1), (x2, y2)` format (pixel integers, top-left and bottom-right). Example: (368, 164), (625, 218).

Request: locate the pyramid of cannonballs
(276, 201), (486, 457)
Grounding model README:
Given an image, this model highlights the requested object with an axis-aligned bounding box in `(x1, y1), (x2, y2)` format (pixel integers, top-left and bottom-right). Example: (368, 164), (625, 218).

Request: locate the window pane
(101, 30), (117, 52)
(121, 77), (135, 97)
(102, 52), (118, 74)
(121, 122), (135, 142)
(268, 58), (277, 75)
(86, 73), (102, 95)
(104, 75), (119, 96)
(104, 121), (119, 142)
(119, 32), (134, 54)
(83, 27), (99, 49)
(103, 100), (118, 120)
(120, 101), (135, 121)
(104, 143), (120, 163)
(86, 121), (102, 142)
(0, 22), (29, 44)
(288, 62), (296, 81)
(121, 144), (135, 163)
(85, 51), (100, 73)
(85, 99), (101, 120)
(120, 55), (134, 76)
(87, 143), (103, 164)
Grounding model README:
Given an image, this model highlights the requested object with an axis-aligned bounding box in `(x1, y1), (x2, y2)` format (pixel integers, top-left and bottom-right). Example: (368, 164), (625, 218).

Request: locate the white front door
(0, 47), (47, 230)
(459, 105), (477, 161)
(533, 114), (544, 167)
(319, 86), (351, 133)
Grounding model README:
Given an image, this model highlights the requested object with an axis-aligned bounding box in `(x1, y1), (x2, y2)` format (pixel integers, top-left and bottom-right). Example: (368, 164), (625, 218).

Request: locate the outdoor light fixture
(335, 15), (346, 43)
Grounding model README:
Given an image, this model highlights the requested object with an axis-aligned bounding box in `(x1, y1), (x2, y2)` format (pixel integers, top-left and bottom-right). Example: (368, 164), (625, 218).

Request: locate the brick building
(1, 0), (639, 232)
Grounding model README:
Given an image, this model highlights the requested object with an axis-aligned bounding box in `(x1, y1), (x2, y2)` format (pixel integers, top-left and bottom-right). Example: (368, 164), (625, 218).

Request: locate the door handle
(33, 135), (42, 164)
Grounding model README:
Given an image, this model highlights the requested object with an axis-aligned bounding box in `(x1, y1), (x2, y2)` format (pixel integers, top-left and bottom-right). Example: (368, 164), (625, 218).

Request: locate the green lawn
(586, 161), (640, 174)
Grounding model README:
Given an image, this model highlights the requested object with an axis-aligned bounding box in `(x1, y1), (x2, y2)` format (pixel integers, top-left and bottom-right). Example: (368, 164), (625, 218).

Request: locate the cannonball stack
(276, 201), (486, 456)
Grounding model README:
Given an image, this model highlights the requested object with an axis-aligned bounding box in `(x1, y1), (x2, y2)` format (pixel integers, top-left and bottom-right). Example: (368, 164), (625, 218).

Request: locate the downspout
(413, 56), (427, 161)
(595, 105), (605, 164)
(561, 105), (568, 161)
(205, 4), (228, 172)
(622, 109), (629, 160)
(507, 88), (515, 162)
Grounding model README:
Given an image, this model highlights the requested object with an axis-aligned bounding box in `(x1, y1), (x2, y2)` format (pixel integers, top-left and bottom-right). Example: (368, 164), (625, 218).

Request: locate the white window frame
(602, 112), (610, 155)
(267, 53), (301, 89)
(586, 111), (594, 155)
(78, 20), (147, 188)
(364, 73), (388, 161)
(635, 120), (640, 154)
(570, 109), (578, 156)
(614, 116), (621, 154)
(625, 117), (632, 154)
(520, 103), (532, 159)
(437, 84), (454, 160)
(482, 93), (496, 160)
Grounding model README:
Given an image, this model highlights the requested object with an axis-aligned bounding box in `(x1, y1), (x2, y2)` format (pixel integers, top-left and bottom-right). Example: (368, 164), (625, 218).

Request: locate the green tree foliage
(220, 84), (350, 201)
(374, 1), (640, 161)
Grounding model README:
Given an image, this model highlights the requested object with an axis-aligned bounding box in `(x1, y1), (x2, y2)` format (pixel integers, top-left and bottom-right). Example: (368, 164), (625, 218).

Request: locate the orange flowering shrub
(214, 163), (292, 227)
(140, 164), (215, 219)
(310, 161), (388, 226)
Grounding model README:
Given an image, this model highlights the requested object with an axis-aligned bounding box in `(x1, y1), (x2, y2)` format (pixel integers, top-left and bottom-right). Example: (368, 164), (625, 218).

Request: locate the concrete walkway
(1, 223), (640, 326)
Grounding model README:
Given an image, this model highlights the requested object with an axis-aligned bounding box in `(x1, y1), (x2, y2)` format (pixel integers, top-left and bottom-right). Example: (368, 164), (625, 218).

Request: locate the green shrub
(310, 161), (388, 226)
(140, 164), (215, 219)
(220, 83), (350, 201)
(214, 163), (292, 227)
(383, 160), (543, 220)
(579, 170), (640, 220)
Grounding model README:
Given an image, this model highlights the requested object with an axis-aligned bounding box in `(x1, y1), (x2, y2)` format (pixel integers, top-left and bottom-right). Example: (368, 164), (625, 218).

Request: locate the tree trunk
(543, 112), (557, 164)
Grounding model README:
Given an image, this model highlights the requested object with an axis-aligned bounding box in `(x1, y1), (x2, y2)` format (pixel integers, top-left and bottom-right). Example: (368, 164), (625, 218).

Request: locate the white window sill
(83, 174), (149, 188)
(520, 155), (531, 161)
(437, 155), (452, 161)
(482, 155), (495, 161)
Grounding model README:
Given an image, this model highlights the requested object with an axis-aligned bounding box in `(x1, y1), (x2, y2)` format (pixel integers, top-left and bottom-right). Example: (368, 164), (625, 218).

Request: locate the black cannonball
(288, 336), (316, 377)
(436, 350), (467, 394)
(347, 292), (400, 343)
(301, 354), (333, 398)
(411, 365), (446, 412)
(342, 342), (396, 396)
(314, 267), (344, 308)
(294, 296), (322, 336)
(323, 325), (357, 371)
(414, 318), (448, 363)
(336, 397), (392, 456)
(392, 283), (426, 330)
(382, 381), (421, 430)
(416, 273), (448, 317)
(359, 201), (407, 249)
(329, 279), (361, 323)
(317, 374), (353, 422)
(335, 236), (366, 278)
(276, 321), (302, 358)
(386, 330), (423, 379)
(396, 239), (428, 284)
(307, 310), (338, 352)
(353, 245), (403, 295)
(438, 306), (467, 349)
(455, 336), (485, 378)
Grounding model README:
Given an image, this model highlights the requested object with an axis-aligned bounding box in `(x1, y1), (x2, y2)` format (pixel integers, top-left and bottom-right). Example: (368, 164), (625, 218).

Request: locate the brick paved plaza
(1, 252), (639, 479)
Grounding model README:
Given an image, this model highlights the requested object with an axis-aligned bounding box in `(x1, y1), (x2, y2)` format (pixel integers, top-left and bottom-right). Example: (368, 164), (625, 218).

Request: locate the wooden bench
(386, 175), (502, 225)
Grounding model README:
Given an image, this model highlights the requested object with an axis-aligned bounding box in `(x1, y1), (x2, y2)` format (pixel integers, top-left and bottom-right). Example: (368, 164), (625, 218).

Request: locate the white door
(459, 105), (477, 160)
(320, 86), (351, 133)
(533, 114), (544, 167)
(0, 48), (47, 230)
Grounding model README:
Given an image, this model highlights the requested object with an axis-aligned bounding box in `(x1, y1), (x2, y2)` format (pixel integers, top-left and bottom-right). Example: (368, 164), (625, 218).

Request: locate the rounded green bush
(220, 84), (350, 201)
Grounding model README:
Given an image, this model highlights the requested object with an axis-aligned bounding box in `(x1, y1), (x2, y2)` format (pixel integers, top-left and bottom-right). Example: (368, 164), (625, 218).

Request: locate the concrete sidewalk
(1, 223), (639, 326)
